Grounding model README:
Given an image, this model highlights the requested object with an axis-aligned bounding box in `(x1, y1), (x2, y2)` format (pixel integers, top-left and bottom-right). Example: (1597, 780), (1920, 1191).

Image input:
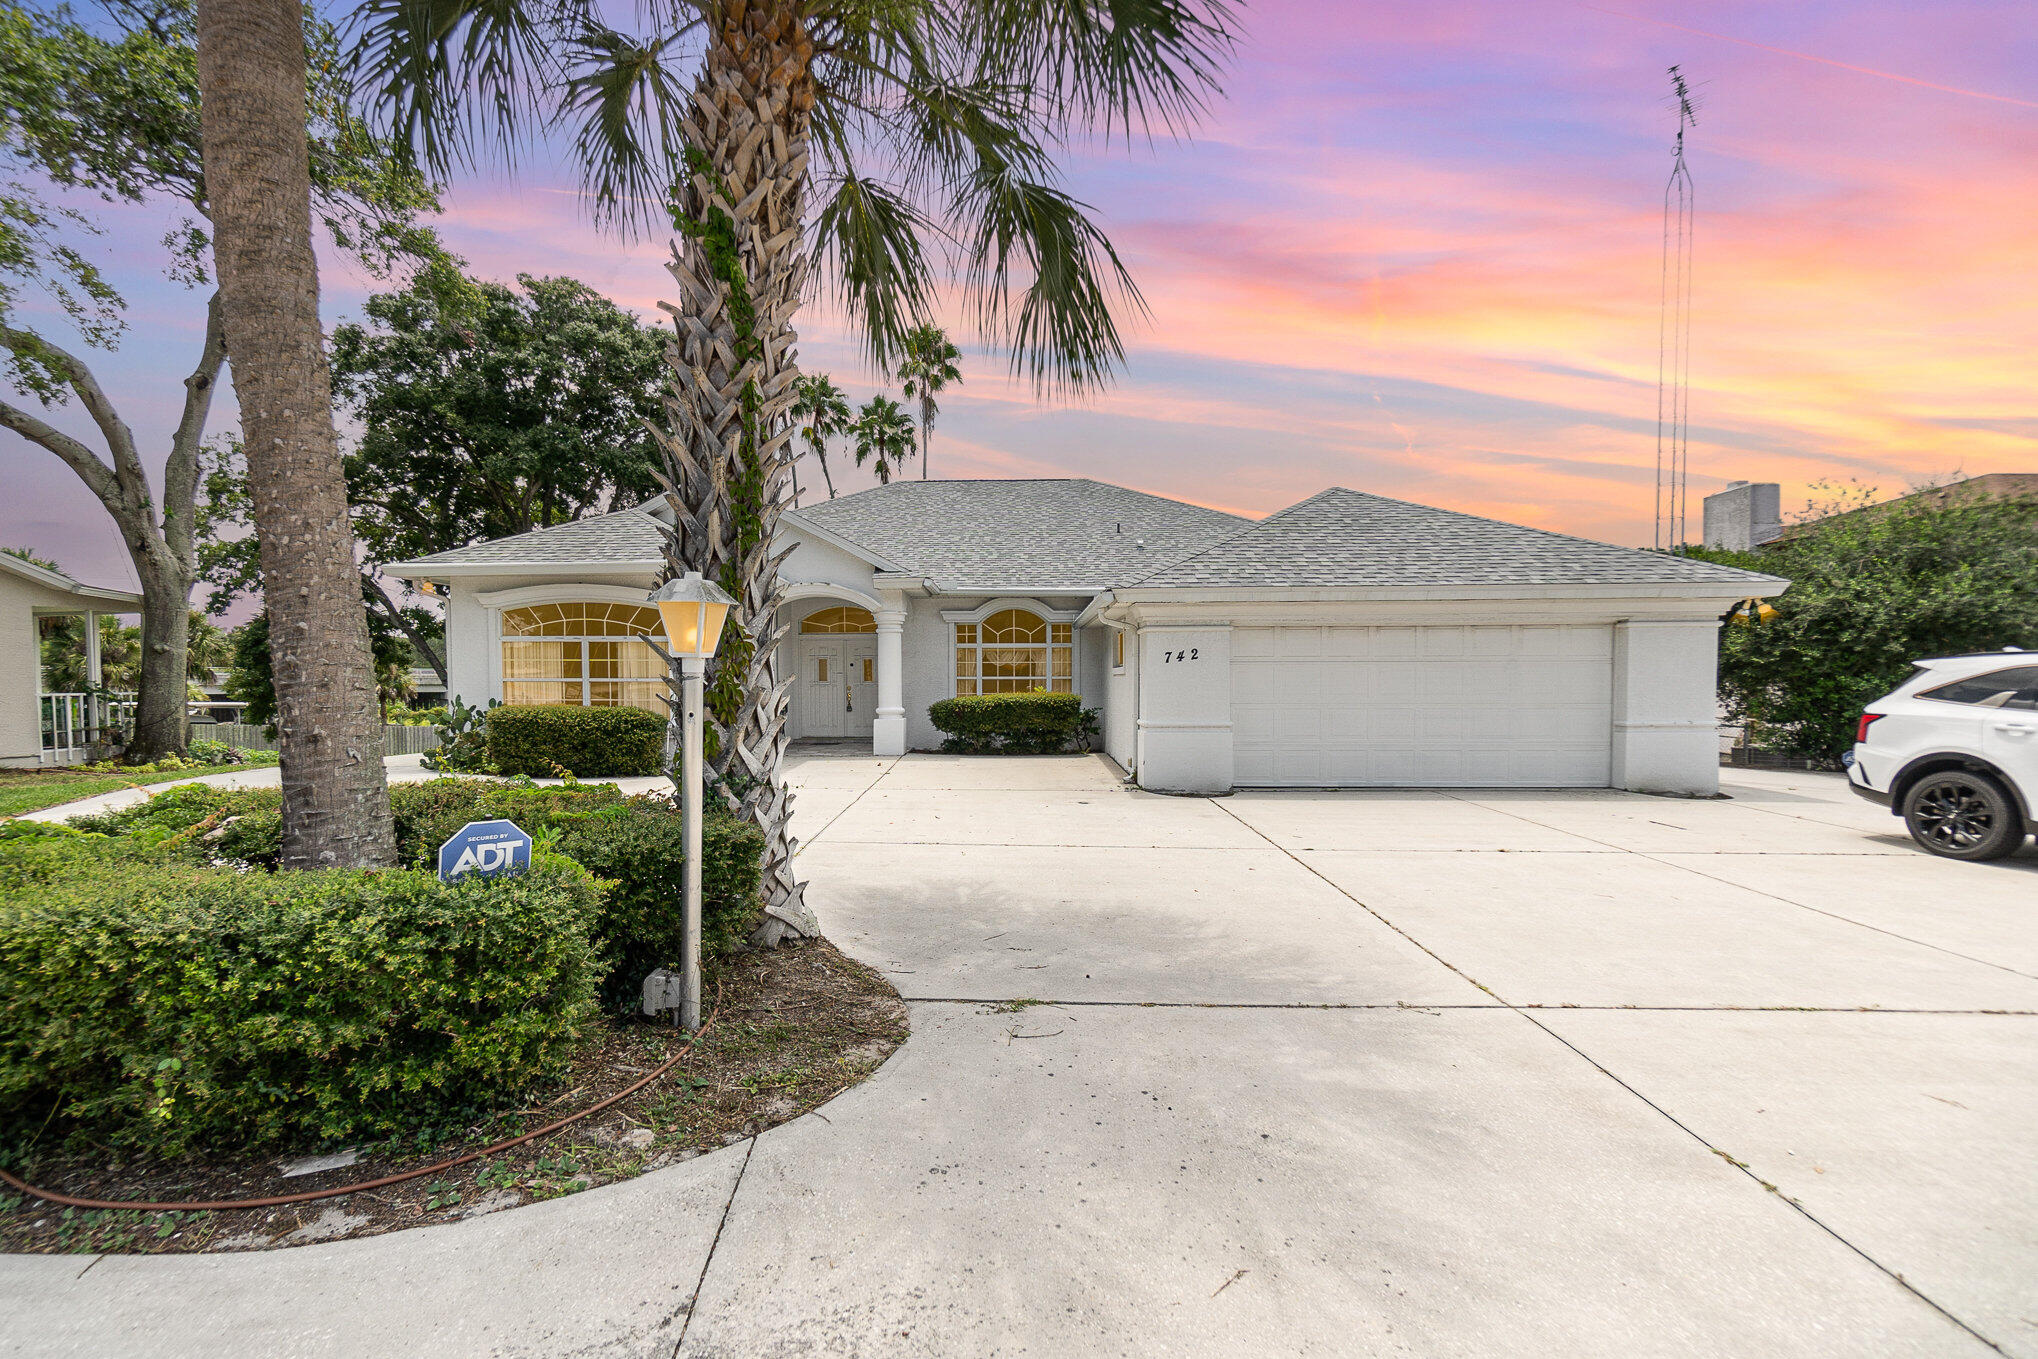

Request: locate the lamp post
(648, 571), (735, 1031)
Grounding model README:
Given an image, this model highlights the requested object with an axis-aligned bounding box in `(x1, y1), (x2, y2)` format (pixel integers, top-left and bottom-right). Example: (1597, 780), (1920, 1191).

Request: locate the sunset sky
(4, 0), (2034, 593)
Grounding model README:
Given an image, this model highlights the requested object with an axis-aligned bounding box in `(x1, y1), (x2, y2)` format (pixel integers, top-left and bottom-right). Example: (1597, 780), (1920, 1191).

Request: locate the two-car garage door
(1231, 624), (1613, 787)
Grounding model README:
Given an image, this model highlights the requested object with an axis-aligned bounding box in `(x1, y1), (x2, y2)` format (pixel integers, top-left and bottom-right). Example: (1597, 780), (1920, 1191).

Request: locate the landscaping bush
(485, 704), (665, 777)
(386, 779), (628, 861)
(0, 851), (602, 1154)
(547, 800), (764, 1008)
(183, 738), (249, 766)
(928, 690), (1096, 754)
(422, 696), (497, 773)
(66, 778), (766, 1008)
(0, 821), (131, 889)
(70, 784), (285, 868)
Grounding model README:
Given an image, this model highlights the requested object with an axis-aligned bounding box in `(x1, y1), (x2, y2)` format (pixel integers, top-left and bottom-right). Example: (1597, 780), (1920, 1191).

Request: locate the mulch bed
(0, 939), (906, 1255)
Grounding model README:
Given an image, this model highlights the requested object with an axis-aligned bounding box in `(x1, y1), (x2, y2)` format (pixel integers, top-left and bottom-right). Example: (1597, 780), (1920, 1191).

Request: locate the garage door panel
(1230, 625), (1612, 787)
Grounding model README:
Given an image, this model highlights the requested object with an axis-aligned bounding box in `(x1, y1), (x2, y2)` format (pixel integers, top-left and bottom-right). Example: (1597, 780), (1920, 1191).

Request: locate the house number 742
(1162, 648), (1200, 663)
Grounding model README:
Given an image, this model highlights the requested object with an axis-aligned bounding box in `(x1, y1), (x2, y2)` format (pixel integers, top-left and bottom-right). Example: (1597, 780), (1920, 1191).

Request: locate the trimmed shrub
(548, 801), (764, 1007)
(69, 785), (284, 867)
(65, 778), (766, 1005)
(0, 821), (131, 890)
(387, 780), (628, 863)
(928, 690), (1095, 754)
(0, 852), (602, 1153)
(485, 704), (665, 777)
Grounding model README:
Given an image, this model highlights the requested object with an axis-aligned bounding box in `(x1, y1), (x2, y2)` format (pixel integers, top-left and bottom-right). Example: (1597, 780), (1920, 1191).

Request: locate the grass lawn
(0, 754), (279, 819)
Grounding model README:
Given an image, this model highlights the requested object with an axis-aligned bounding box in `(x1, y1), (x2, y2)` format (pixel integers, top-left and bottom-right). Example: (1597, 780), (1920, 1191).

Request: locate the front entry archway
(793, 605), (878, 743)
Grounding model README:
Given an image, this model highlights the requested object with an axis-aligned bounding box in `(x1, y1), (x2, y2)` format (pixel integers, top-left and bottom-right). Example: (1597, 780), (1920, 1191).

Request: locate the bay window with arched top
(953, 607), (1073, 695)
(500, 601), (664, 711)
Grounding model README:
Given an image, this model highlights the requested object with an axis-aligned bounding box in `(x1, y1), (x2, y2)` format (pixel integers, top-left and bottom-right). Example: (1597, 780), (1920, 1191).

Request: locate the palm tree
(186, 612), (235, 685)
(790, 373), (851, 502)
(851, 397), (915, 486)
(194, 0), (396, 867)
(897, 325), (962, 479)
(351, 0), (1238, 938)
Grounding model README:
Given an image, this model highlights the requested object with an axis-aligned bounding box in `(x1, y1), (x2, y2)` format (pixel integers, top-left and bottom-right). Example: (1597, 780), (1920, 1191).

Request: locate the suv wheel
(1901, 770), (2027, 861)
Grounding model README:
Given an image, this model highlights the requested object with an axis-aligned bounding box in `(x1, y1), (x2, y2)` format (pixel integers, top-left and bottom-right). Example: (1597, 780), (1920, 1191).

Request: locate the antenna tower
(1655, 66), (1697, 550)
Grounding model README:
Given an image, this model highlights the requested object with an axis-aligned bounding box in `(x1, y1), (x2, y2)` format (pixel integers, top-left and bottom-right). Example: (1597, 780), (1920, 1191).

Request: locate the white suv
(1849, 651), (2038, 860)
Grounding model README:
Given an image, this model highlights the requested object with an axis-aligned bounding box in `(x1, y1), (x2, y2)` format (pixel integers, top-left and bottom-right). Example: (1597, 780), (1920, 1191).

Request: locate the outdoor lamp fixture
(646, 572), (736, 1032)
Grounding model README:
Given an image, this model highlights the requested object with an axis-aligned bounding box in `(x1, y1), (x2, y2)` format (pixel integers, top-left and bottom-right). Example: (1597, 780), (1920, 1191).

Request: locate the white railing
(40, 694), (441, 765)
(38, 691), (135, 765)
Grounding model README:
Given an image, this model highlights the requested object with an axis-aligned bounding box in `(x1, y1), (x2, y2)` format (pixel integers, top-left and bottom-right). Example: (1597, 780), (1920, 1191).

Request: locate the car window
(1920, 665), (2038, 710)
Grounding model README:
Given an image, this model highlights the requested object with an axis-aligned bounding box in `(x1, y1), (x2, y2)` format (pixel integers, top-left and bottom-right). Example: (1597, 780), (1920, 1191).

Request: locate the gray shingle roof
(1130, 488), (1787, 589)
(389, 507), (667, 571)
(790, 479), (1248, 591)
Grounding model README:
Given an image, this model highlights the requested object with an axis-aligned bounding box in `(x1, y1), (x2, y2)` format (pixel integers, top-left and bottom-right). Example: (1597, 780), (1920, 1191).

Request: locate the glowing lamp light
(650, 573), (735, 659)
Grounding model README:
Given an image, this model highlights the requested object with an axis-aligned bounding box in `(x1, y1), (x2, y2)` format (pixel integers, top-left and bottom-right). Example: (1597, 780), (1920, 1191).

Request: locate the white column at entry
(872, 592), (907, 756)
(83, 610), (102, 740)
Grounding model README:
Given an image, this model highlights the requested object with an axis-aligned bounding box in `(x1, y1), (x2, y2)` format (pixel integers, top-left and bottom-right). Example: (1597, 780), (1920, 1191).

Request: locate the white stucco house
(386, 478), (1786, 796)
(2, 552), (143, 768)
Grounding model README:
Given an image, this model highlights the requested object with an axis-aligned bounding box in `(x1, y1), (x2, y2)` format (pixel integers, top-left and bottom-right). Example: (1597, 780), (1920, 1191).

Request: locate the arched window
(954, 608), (1073, 695)
(800, 606), (877, 633)
(501, 602), (663, 711)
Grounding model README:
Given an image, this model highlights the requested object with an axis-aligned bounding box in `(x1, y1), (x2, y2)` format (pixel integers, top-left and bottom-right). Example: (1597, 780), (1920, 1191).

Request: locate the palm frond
(554, 20), (696, 235)
(809, 169), (939, 372)
(949, 0), (1239, 143)
(956, 162), (1143, 397)
(348, 0), (561, 176)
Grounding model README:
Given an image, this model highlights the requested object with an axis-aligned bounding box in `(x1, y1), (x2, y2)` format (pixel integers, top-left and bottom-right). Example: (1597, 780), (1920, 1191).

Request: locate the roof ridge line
(1120, 488), (1325, 585)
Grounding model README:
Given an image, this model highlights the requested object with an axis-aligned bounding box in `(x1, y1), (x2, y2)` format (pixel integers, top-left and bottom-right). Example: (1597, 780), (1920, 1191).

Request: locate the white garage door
(1231, 625), (1613, 787)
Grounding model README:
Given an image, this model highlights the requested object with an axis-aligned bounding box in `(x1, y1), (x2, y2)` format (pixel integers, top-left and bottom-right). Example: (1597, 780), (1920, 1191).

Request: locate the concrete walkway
(22, 754), (675, 823)
(5, 754), (2034, 1357)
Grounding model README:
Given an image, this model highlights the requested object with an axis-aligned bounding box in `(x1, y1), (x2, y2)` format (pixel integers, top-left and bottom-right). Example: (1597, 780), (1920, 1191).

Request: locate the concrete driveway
(5, 754), (2035, 1357)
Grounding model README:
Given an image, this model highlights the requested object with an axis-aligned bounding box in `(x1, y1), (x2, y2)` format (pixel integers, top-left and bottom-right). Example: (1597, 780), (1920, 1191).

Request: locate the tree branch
(0, 326), (150, 507)
(161, 290), (228, 567)
(367, 574), (447, 686)
(0, 388), (121, 507)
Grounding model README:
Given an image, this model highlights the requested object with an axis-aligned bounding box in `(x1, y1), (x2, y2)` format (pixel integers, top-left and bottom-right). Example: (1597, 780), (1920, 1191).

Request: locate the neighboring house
(387, 479), (1784, 796)
(1703, 472), (2038, 551)
(1, 553), (143, 768)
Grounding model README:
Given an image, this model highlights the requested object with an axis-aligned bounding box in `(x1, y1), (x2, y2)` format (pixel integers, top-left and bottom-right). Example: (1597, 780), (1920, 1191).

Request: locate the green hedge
(69, 778), (765, 1009)
(0, 849), (601, 1154)
(486, 704), (665, 778)
(928, 690), (1096, 754)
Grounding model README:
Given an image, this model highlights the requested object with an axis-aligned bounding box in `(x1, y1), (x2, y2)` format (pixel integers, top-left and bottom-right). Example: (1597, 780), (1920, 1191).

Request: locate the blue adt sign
(437, 819), (532, 882)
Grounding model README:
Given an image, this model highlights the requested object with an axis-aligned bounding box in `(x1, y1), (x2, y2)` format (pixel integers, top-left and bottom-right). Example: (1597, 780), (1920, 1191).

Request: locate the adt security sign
(438, 820), (532, 882)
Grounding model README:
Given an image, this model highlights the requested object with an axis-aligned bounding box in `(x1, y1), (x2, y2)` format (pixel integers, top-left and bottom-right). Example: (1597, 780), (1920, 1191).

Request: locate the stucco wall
(903, 595), (961, 750)
(0, 576), (46, 766)
(1104, 625), (1138, 771)
(779, 534), (878, 599)
(1134, 623), (1235, 794)
(1610, 619), (1725, 795)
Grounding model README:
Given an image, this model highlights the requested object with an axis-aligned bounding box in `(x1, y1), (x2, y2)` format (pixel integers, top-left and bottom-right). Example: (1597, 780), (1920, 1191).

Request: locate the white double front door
(798, 636), (877, 741)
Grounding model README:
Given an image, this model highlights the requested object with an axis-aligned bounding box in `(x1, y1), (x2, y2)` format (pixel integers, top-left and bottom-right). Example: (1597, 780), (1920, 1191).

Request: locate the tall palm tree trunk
(653, 1), (815, 941)
(194, 0), (395, 868)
